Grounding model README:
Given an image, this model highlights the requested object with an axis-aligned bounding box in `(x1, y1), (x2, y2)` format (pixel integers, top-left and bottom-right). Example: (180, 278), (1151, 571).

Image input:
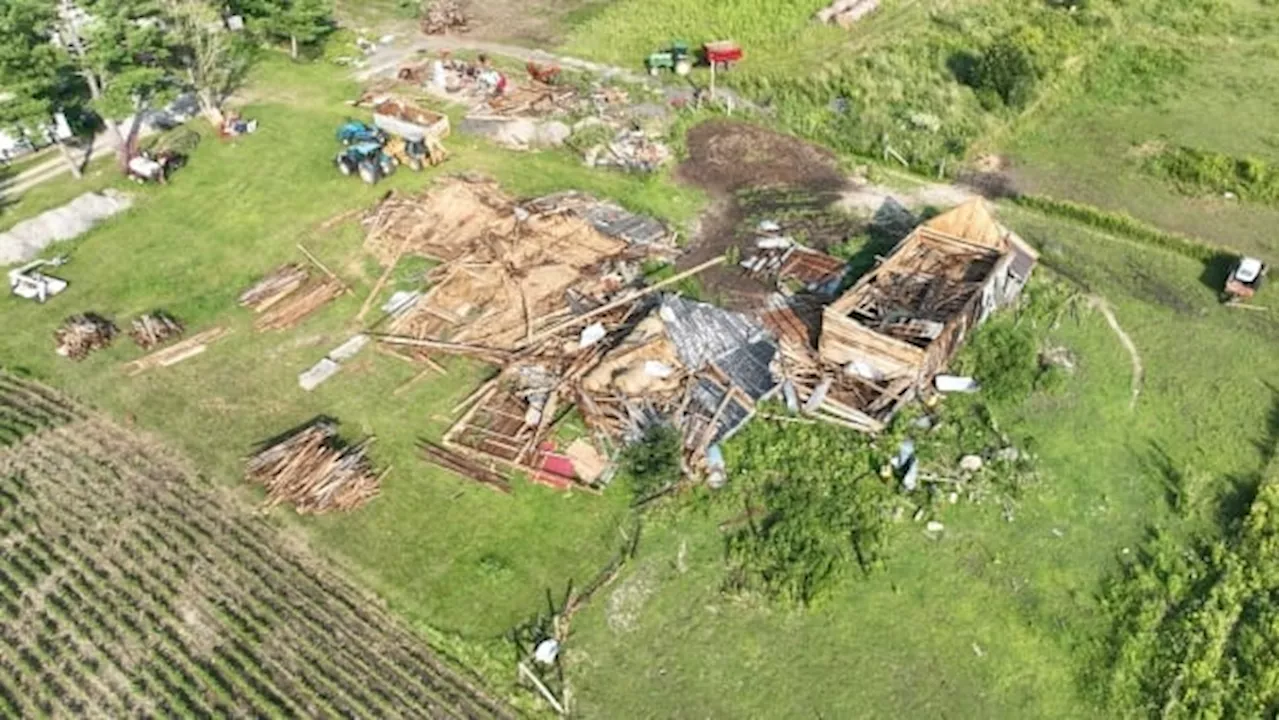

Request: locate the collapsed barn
(366, 181), (1035, 491)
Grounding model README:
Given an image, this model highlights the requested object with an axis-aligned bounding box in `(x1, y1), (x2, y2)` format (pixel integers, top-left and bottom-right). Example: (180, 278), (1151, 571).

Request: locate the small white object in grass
(298, 358), (340, 391)
(972, 643), (985, 658)
(758, 219), (781, 233)
(533, 639), (560, 665)
(935, 374), (980, 393)
(959, 454), (983, 472)
(926, 520), (944, 533)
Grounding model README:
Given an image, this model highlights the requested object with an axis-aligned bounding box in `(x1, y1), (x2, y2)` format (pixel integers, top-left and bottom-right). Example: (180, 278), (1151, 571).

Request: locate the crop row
(0, 401), (513, 720)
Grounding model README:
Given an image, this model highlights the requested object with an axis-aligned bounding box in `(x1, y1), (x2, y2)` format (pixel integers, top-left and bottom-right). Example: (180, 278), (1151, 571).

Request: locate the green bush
(620, 424), (682, 500)
(972, 36), (1040, 109)
(958, 321), (1040, 404)
(1094, 473), (1279, 718)
(722, 420), (889, 606)
(1144, 145), (1280, 204)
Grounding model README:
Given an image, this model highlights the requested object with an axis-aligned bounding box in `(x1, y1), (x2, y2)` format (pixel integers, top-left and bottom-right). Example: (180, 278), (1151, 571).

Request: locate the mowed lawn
(0, 57), (704, 665)
(565, 211), (1278, 717)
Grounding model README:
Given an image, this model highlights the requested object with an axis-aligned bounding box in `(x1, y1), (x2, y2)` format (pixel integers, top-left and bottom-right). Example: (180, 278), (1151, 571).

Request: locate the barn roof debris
(352, 184), (1034, 492)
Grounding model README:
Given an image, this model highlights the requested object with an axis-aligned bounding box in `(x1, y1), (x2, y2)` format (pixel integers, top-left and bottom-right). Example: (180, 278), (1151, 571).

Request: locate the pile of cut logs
(54, 313), (118, 360)
(246, 421), (382, 513)
(128, 312), (184, 350)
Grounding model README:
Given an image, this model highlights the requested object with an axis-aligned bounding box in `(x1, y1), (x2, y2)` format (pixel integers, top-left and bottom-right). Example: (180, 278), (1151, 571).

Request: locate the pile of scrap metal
(764, 199), (1039, 433)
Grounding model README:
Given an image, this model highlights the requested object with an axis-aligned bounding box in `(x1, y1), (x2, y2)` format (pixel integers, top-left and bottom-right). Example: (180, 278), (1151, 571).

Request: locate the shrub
(958, 320), (1040, 404)
(620, 424), (682, 500)
(722, 420), (888, 606)
(972, 36), (1040, 109)
(1144, 145), (1280, 204)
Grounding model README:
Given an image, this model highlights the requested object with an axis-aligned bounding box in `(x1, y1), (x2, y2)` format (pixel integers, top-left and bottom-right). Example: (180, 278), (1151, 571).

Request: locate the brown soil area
(675, 120), (852, 309)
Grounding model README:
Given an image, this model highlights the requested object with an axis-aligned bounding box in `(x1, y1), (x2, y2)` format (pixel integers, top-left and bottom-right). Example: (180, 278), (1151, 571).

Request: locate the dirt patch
(679, 120), (846, 194)
(605, 565), (656, 634)
(676, 121), (852, 308)
(449, 0), (608, 45)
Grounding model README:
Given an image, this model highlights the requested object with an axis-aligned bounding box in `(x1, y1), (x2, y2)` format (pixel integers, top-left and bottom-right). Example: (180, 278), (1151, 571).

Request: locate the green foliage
(0, 0), (87, 136)
(971, 35), (1040, 110)
(78, 0), (181, 117)
(1011, 194), (1222, 262)
(620, 424), (682, 500)
(1094, 473), (1279, 719)
(233, 0), (334, 58)
(958, 321), (1040, 404)
(953, 278), (1080, 406)
(722, 420), (889, 606)
(1144, 144), (1279, 204)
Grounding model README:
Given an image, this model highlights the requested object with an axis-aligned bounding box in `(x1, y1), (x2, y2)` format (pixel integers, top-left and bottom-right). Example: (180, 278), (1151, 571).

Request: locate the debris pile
(816, 0), (880, 27)
(123, 326), (230, 375)
(237, 263), (309, 312)
(128, 312), (184, 350)
(420, 0), (468, 35)
(582, 129), (672, 173)
(246, 421), (381, 513)
(364, 177), (678, 354)
(54, 313), (118, 360)
(740, 220), (848, 296)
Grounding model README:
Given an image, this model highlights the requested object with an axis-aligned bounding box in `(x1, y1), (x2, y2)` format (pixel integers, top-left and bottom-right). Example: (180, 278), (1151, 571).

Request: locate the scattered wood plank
(123, 326), (230, 375)
(419, 440), (512, 494)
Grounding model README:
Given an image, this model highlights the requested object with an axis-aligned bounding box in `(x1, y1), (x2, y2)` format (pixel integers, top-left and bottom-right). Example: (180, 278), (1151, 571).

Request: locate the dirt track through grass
(1087, 296), (1144, 410)
(0, 373), (514, 719)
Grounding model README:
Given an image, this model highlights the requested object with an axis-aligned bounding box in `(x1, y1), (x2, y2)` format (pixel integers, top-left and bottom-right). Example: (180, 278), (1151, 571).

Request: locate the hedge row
(1010, 193), (1223, 262)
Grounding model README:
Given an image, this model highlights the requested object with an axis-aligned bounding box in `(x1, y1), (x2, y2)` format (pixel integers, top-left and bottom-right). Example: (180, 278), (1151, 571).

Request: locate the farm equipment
(702, 40), (743, 71)
(1222, 256), (1267, 302)
(8, 258), (68, 303)
(336, 141), (396, 184)
(372, 96), (450, 170)
(336, 120), (386, 145)
(126, 128), (199, 184)
(646, 41), (692, 76)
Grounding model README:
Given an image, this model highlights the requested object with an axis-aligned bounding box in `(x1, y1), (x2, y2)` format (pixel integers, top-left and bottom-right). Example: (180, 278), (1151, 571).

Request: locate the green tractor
(645, 41), (692, 76)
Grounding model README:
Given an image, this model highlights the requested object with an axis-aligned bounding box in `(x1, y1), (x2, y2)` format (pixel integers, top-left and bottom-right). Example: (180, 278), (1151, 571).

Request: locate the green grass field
(1, 23), (1275, 717)
(999, 0), (1279, 257)
(565, 208), (1278, 718)
(0, 56), (703, 686)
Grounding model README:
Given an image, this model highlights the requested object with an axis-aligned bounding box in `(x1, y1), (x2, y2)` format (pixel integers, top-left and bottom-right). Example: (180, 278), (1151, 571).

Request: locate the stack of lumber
(238, 264), (309, 312)
(128, 312), (184, 350)
(246, 421), (381, 513)
(54, 313), (117, 360)
(254, 278), (343, 332)
(420, 440), (512, 494)
(124, 326), (230, 375)
(420, 0), (468, 34)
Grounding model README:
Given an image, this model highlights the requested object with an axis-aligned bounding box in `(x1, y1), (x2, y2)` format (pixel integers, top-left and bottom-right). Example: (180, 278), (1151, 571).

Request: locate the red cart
(703, 41), (743, 71)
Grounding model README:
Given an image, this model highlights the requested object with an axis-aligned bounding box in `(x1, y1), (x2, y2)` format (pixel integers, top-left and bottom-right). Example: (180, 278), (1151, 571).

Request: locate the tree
(0, 0), (90, 176)
(973, 36), (1039, 110)
(163, 0), (254, 125)
(234, 0), (332, 59)
(63, 0), (182, 166)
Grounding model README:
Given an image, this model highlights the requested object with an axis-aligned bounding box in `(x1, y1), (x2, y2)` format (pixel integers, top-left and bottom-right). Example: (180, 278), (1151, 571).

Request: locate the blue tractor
(336, 119), (386, 146)
(336, 141), (396, 184)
